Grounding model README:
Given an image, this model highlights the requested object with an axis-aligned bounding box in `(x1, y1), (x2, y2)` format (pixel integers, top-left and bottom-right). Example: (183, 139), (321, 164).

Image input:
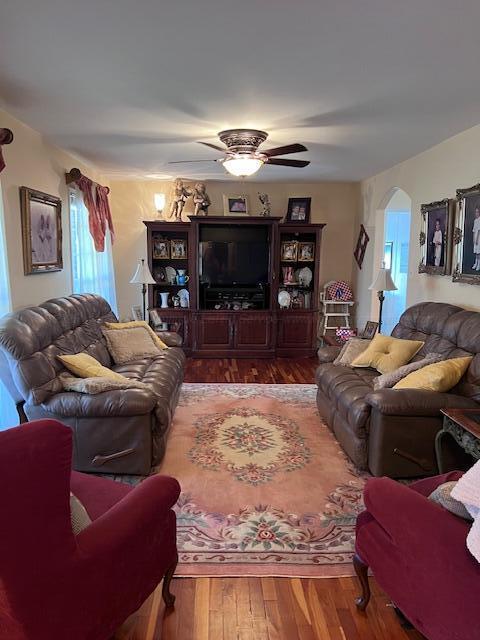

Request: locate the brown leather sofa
(316, 302), (480, 477)
(0, 294), (185, 475)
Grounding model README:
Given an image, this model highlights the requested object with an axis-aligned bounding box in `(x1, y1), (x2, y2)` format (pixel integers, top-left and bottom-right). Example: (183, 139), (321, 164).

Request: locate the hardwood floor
(117, 358), (425, 640)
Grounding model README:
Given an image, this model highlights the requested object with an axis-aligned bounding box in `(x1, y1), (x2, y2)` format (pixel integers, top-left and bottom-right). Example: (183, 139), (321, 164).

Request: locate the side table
(436, 408), (480, 474)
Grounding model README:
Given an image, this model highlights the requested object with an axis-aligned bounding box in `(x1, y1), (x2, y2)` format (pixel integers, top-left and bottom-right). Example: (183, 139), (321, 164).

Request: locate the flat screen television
(199, 224), (269, 286)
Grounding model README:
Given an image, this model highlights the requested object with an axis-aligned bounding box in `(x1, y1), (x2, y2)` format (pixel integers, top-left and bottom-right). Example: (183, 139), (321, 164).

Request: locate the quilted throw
(452, 460), (480, 562)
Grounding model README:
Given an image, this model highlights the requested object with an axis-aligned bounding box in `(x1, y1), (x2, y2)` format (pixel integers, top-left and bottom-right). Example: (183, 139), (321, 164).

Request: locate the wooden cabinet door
(195, 313), (233, 351)
(277, 312), (315, 349)
(234, 312), (273, 350)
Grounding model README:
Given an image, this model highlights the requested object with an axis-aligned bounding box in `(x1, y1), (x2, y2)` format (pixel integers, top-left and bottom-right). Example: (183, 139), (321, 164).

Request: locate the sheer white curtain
(0, 184), (18, 430)
(70, 188), (118, 314)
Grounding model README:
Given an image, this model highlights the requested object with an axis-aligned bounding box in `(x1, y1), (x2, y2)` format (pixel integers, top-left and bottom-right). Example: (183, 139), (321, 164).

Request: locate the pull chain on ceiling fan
(168, 128), (310, 177)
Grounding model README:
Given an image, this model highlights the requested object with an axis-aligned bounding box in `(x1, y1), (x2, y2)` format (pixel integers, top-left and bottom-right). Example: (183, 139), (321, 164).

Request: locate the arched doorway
(379, 188), (412, 334)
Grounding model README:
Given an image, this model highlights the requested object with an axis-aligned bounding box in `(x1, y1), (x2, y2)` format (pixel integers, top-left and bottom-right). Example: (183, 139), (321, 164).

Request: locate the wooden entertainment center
(144, 216), (325, 357)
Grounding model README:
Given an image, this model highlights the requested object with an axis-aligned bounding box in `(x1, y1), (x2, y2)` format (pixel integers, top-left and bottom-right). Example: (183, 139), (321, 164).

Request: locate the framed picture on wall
(20, 186), (63, 275)
(418, 198), (454, 276)
(453, 183), (480, 285)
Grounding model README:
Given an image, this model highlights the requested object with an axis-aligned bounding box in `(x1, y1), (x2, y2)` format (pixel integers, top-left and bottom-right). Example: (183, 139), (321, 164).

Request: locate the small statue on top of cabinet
(193, 182), (211, 216)
(170, 178), (192, 221)
(258, 192), (271, 217)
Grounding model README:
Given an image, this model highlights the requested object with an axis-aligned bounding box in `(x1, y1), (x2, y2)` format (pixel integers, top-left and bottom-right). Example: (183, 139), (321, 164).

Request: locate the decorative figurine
(170, 178), (192, 221)
(193, 182), (211, 216)
(258, 192), (271, 217)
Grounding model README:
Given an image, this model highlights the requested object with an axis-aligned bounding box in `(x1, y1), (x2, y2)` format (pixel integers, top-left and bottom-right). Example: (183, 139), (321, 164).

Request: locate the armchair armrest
(156, 331), (183, 347)
(362, 477), (470, 549)
(41, 388), (157, 418)
(365, 389), (478, 417)
(317, 346), (341, 364)
(77, 474), (180, 556)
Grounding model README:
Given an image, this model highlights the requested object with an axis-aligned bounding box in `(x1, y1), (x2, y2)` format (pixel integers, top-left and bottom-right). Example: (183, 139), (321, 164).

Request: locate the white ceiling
(2, 0), (480, 182)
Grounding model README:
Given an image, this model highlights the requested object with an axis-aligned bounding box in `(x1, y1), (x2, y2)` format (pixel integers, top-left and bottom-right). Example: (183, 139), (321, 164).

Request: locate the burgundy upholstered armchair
(354, 472), (480, 640)
(0, 419), (180, 640)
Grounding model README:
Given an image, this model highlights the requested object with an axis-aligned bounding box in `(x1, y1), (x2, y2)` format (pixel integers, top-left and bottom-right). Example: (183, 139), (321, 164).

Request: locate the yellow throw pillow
(351, 334), (424, 374)
(58, 353), (128, 382)
(104, 321), (167, 350)
(393, 356), (473, 392)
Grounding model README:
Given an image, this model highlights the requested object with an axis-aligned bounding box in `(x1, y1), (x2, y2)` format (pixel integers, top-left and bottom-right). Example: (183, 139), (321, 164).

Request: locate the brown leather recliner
(0, 294), (185, 475)
(316, 302), (480, 477)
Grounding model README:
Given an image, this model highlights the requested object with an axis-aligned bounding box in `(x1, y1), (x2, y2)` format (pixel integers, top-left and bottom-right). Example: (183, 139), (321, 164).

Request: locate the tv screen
(199, 225), (269, 286)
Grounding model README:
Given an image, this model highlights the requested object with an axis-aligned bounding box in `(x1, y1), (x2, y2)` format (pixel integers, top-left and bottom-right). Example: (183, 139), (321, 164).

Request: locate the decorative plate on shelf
(278, 290), (291, 308)
(165, 266), (177, 285)
(298, 267), (313, 287)
(178, 289), (190, 308)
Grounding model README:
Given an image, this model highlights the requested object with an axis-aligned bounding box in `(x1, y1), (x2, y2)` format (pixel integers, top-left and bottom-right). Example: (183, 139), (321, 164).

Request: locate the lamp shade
(369, 267), (397, 292)
(154, 193), (165, 212)
(130, 259), (156, 285)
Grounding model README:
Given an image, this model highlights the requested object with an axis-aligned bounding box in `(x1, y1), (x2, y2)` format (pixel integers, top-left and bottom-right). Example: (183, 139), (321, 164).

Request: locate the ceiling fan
(168, 129), (310, 177)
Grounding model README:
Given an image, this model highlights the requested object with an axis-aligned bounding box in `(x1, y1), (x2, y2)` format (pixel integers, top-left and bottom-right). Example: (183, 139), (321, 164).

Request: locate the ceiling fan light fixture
(223, 154), (264, 177)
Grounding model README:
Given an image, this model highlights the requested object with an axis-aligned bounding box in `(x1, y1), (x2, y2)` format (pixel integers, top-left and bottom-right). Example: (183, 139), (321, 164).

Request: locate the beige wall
(0, 107), (107, 310)
(109, 179), (360, 318)
(357, 123), (480, 329)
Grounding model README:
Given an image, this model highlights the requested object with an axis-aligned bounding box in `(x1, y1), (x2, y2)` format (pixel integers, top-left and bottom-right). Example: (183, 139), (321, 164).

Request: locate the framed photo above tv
(285, 197), (311, 223)
(20, 186), (62, 275)
(223, 194), (249, 216)
(418, 198), (454, 276)
(453, 183), (480, 285)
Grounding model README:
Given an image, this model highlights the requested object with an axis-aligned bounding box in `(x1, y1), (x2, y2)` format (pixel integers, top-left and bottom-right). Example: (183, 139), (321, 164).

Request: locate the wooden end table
(436, 408), (480, 474)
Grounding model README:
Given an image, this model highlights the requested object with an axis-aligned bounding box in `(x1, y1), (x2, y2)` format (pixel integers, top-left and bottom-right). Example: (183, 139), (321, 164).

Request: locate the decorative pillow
(58, 353), (128, 381)
(429, 482), (473, 521)
(59, 373), (149, 394)
(373, 353), (444, 390)
(70, 492), (92, 534)
(393, 356), (473, 392)
(333, 338), (371, 366)
(104, 320), (167, 350)
(103, 326), (162, 365)
(351, 334), (424, 374)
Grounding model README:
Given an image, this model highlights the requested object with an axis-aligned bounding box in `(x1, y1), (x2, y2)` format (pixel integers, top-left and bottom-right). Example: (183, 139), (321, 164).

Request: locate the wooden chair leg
(162, 553), (178, 608)
(353, 553), (371, 611)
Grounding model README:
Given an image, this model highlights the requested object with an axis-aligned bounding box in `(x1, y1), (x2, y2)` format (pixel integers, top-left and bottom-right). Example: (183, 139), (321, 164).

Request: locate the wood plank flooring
(116, 358), (425, 640)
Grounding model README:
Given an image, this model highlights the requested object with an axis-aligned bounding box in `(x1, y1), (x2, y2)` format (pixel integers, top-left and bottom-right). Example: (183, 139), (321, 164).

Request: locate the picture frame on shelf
(20, 186), (63, 275)
(353, 224), (369, 269)
(418, 198), (454, 276)
(149, 309), (162, 328)
(285, 197), (311, 223)
(298, 241), (315, 262)
(223, 195), (249, 216)
(131, 305), (143, 321)
(170, 238), (187, 259)
(152, 236), (169, 259)
(360, 321), (379, 340)
(453, 183), (480, 285)
(281, 240), (298, 262)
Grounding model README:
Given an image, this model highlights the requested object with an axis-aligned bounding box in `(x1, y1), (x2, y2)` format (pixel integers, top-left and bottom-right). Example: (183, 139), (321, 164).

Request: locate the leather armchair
(0, 419), (180, 640)
(354, 472), (480, 640)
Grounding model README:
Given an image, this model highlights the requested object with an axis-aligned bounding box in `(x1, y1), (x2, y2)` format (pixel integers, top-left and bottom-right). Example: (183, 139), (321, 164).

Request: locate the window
(70, 188), (118, 314)
(0, 184), (18, 430)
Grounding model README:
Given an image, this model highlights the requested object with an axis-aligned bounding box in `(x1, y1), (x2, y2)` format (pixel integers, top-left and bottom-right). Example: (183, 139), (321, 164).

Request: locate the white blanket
(451, 460), (480, 562)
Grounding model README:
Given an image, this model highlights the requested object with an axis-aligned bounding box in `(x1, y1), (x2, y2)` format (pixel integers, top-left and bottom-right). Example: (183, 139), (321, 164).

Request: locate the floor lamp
(130, 259), (156, 321)
(368, 263), (397, 334)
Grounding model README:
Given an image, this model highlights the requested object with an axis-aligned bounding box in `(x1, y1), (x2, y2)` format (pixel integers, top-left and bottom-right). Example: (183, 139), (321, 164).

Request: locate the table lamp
(369, 262), (397, 333)
(130, 259), (156, 321)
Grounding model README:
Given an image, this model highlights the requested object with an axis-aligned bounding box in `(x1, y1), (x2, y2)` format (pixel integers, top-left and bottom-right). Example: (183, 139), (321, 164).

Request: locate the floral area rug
(157, 383), (368, 577)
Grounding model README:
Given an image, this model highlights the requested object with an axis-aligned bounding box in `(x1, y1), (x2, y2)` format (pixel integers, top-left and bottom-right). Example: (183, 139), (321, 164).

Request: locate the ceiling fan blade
(263, 143), (307, 157)
(197, 141), (227, 153)
(168, 159), (219, 164)
(266, 158), (310, 168)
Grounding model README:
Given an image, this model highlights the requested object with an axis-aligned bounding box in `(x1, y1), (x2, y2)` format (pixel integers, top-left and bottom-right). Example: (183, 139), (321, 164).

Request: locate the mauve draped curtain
(75, 175), (115, 252)
(0, 128), (13, 174)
